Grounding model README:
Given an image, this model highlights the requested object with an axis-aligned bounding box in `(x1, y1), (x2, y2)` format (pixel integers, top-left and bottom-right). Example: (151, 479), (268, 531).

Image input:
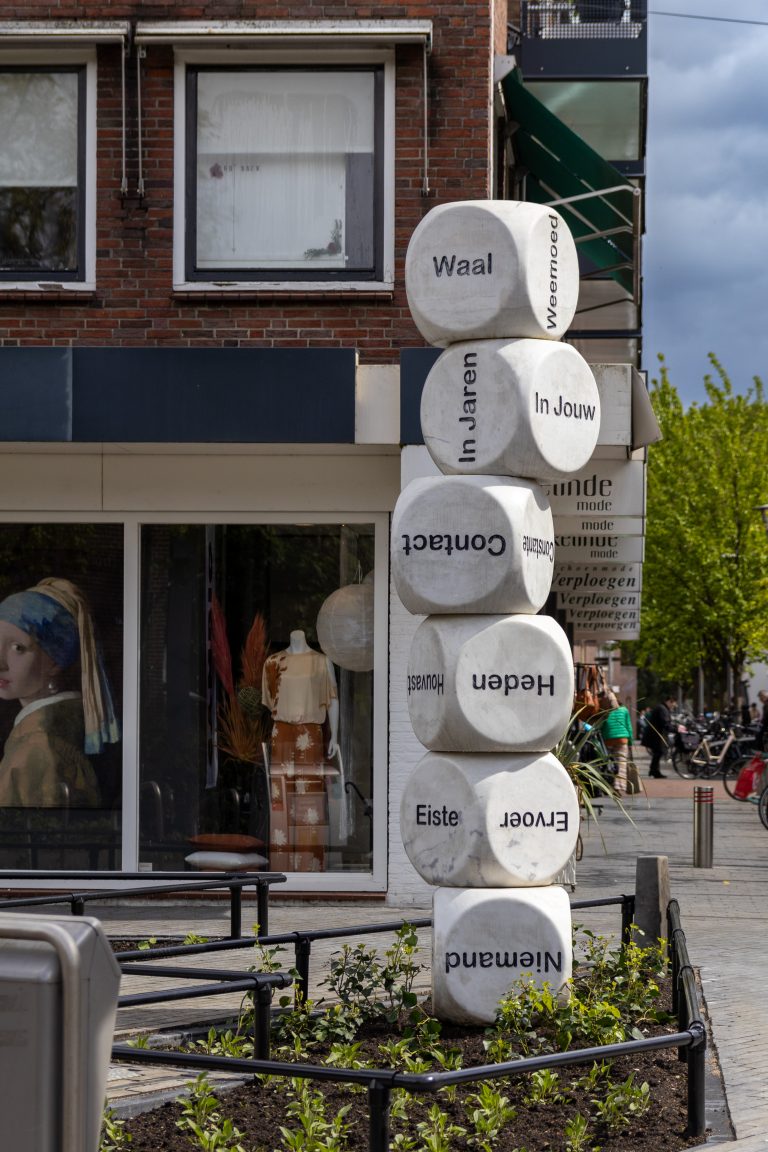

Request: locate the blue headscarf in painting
(0, 590), (80, 669)
(0, 579), (120, 755)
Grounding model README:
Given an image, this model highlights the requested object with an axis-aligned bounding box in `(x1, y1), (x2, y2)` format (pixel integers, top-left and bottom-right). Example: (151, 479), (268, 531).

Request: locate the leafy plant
(176, 1075), (247, 1151)
(137, 935), (157, 951)
(564, 1112), (595, 1152)
(593, 1073), (651, 1133)
(100, 1104), (132, 1151)
(415, 1103), (467, 1152)
(278, 1078), (351, 1151)
(464, 1081), (517, 1150)
(320, 923), (425, 1027)
(523, 1068), (564, 1106)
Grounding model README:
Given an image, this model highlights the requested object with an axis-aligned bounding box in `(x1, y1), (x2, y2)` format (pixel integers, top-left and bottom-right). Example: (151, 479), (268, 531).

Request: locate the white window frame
(0, 509), (389, 894)
(0, 48), (96, 291)
(173, 48), (396, 294)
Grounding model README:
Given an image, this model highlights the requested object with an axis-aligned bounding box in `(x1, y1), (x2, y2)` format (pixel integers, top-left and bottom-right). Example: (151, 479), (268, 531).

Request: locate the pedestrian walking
(644, 695), (675, 779)
(601, 688), (634, 794)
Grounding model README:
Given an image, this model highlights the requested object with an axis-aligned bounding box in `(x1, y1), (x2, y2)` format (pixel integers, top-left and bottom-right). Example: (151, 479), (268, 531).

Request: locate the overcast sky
(642, 3), (768, 404)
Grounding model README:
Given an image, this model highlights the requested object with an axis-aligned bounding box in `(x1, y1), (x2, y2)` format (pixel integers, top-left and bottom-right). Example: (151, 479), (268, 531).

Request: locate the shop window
(181, 64), (387, 285)
(0, 524), (124, 869)
(139, 523), (376, 876)
(0, 63), (90, 282)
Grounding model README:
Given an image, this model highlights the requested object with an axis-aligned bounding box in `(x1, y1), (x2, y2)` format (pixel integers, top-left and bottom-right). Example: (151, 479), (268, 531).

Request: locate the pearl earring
(47, 680), (58, 694)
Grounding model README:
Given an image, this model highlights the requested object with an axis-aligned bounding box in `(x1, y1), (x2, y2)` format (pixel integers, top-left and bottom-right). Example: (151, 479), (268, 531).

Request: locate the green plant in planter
(464, 1081), (517, 1151)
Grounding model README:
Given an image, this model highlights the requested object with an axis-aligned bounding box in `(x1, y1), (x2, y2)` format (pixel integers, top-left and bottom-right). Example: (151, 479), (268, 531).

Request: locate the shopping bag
(626, 761), (641, 795)
(733, 754), (764, 799)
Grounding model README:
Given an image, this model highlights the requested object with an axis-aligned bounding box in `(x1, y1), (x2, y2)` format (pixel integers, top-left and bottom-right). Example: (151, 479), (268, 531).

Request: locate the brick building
(0, 1), (647, 900)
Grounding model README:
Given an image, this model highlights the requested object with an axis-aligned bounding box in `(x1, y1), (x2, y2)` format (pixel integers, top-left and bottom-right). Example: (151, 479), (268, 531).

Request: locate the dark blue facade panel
(0, 347), (356, 443)
(0, 348), (73, 441)
(399, 347), (440, 445)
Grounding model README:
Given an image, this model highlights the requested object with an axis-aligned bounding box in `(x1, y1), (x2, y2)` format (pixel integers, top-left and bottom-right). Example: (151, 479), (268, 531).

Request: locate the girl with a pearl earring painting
(0, 577), (119, 808)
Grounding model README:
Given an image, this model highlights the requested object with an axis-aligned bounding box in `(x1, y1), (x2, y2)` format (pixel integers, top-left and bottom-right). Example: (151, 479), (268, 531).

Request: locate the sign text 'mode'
(420, 339), (600, 481)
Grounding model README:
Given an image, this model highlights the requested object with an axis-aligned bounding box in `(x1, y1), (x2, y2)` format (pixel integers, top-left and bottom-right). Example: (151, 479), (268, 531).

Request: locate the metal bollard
(693, 786), (714, 867)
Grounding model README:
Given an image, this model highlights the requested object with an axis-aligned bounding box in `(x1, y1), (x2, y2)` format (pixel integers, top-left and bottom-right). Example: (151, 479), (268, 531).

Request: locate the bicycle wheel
(758, 784), (768, 830)
(722, 755), (752, 800)
(671, 745), (695, 778)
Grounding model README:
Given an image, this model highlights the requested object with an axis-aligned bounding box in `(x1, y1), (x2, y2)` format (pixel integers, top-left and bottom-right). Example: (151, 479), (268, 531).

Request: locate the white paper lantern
(316, 579), (374, 672)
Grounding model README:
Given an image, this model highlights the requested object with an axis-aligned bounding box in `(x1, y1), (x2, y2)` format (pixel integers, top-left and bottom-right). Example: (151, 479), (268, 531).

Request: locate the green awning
(501, 69), (639, 298)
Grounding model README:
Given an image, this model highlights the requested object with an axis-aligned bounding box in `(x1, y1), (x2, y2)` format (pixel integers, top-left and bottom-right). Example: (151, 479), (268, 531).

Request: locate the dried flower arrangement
(210, 594), (271, 763)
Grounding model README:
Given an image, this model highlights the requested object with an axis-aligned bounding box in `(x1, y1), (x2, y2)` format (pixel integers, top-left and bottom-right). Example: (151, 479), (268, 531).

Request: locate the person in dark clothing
(645, 695), (676, 778)
(758, 690), (768, 751)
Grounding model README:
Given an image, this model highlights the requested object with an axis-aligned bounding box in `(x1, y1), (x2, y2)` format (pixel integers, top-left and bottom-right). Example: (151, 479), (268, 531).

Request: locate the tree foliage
(638, 355), (768, 698)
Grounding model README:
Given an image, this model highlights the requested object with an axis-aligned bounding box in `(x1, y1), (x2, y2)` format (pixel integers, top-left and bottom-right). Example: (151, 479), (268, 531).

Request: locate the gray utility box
(0, 913), (121, 1152)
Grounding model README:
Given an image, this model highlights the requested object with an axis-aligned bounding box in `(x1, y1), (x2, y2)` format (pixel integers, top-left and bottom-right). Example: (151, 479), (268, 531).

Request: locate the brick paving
(34, 746), (767, 1145)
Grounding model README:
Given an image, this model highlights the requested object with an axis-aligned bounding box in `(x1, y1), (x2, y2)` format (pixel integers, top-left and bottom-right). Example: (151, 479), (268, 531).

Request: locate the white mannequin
(284, 630), (339, 758)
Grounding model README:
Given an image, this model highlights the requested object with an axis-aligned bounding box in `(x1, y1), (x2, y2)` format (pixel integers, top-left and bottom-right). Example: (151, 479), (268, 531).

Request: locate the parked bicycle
(685, 720), (757, 780)
(723, 749), (767, 802)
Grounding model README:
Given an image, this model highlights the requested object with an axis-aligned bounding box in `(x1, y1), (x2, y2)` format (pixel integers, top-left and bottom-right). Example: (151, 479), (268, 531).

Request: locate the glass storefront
(0, 517), (381, 883)
(0, 523), (124, 869)
(138, 522), (377, 875)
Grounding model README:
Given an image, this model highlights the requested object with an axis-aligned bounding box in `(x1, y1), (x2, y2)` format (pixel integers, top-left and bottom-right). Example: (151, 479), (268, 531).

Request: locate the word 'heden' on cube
(391, 475), (554, 616)
(421, 338), (601, 482)
(407, 612), (574, 752)
(405, 200), (579, 347)
(400, 751), (580, 888)
(432, 886), (573, 1025)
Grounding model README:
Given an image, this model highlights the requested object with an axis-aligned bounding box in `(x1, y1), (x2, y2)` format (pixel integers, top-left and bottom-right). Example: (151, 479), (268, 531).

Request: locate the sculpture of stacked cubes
(396, 201), (601, 1024)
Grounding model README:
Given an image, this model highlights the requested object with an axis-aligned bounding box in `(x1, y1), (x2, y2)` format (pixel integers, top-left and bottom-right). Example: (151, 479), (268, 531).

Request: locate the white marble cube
(432, 886), (573, 1024)
(421, 339), (600, 481)
(407, 613), (574, 751)
(405, 201), (579, 346)
(400, 751), (580, 887)
(392, 476), (554, 615)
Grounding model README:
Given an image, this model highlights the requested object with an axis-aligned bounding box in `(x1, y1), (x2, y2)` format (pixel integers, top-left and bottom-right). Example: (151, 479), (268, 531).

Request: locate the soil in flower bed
(114, 978), (709, 1152)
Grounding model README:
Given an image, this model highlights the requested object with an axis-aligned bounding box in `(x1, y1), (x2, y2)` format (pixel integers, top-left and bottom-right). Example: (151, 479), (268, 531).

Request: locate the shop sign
(541, 460), (645, 518)
(554, 534), (644, 563)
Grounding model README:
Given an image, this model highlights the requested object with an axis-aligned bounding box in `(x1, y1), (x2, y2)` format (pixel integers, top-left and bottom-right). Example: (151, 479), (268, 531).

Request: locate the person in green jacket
(602, 689), (634, 794)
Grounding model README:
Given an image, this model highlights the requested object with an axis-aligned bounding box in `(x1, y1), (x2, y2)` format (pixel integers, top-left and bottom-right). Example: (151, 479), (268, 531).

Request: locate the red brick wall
(0, 1), (499, 363)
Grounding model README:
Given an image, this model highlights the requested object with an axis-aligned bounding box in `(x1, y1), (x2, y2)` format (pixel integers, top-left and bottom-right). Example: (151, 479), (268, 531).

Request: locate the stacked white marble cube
(396, 201), (601, 1023)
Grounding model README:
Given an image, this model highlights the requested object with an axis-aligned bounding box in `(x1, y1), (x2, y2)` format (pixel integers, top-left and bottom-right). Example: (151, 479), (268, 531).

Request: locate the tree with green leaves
(638, 354), (768, 708)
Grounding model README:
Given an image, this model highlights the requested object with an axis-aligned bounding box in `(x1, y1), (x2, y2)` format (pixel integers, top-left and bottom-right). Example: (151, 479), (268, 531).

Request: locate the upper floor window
(178, 55), (393, 290)
(0, 51), (95, 288)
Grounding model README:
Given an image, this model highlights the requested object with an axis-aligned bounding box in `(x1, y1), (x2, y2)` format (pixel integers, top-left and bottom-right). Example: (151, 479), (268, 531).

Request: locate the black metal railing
(522, 0), (646, 41)
(0, 870), (286, 937)
(111, 893), (707, 1150)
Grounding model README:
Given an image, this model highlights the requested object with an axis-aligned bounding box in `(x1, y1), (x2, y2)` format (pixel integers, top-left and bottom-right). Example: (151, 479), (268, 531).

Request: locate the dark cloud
(642, 3), (768, 401)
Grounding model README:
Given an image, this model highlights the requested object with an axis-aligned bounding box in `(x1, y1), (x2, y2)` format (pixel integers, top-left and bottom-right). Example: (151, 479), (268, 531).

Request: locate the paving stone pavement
(30, 750), (767, 1146)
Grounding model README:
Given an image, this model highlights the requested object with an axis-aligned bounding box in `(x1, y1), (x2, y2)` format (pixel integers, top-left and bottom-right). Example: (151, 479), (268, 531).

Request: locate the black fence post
(229, 884), (242, 938)
(294, 936), (311, 1006)
(368, 1079), (391, 1152)
(255, 982), (272, 1060)
(686, 1022), (707, 1137)
(621, 893), (635, 946)
(257, 878), (270, 936)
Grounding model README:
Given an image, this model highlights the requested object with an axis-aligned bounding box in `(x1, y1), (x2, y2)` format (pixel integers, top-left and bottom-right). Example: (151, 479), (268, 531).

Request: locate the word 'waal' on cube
(392, 476), (554, 616)
(432, 885), (573, 1025)
(407, 613), (574, 751)
(405, 200), (579, 347)
(400, 750), (580, 888)
(421, 339), (601, 482)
